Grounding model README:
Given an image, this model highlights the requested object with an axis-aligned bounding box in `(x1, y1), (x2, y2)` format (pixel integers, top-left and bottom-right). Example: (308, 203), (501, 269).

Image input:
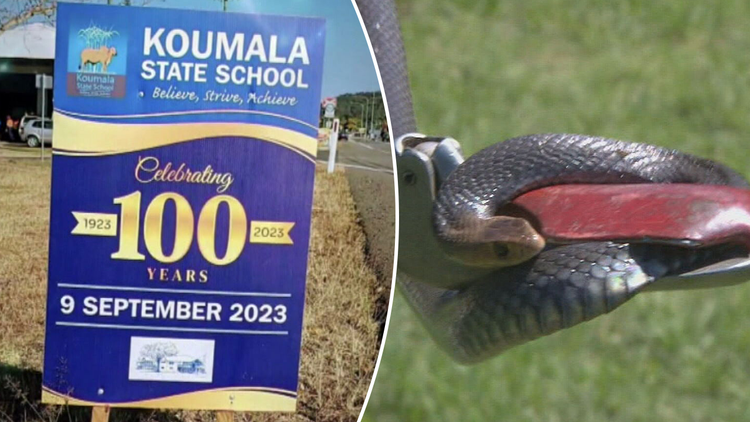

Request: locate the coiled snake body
(357, 0), (749, 363)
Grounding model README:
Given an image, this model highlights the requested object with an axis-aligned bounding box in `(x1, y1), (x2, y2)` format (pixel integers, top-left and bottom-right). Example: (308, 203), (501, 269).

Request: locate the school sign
(43, 3), (325, 411)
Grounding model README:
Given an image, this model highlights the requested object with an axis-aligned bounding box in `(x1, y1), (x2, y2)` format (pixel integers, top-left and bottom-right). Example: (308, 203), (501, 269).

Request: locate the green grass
(365, 0), (750, 420)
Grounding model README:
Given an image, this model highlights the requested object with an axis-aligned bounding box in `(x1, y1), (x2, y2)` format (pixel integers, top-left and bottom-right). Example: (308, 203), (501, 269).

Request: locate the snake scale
(356, 0), (749, 363)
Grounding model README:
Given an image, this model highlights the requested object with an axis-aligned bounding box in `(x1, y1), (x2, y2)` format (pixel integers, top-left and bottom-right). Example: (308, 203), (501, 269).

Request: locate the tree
(0, 0), (160, 36)
(0, 0), (57, 36)
(318, 91), (386, 129)
(139, 341), (179, 373)
(345, 117), (361, 131)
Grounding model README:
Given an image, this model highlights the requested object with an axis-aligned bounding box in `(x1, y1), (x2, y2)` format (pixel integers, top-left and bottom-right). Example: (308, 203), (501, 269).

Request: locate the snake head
(396, 134), (495, 287)
(396, 134), (545, 285)
(397, 134), (549, 286)
(438, 215), (546, 269)
(405, 135), (547, 270)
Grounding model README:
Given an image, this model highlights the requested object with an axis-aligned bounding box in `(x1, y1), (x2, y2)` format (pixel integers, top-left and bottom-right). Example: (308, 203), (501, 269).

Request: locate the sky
(27, 0), (382, 98)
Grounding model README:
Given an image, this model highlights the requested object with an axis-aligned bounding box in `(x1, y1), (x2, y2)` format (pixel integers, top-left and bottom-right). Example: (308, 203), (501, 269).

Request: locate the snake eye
(403, 171), (416, 185)
(493, 243), (509, 258)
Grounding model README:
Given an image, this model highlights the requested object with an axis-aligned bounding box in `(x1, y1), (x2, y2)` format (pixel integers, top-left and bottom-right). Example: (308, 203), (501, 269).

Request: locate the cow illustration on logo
(67, 23), (127, 98)
(79, 46), (118, 73)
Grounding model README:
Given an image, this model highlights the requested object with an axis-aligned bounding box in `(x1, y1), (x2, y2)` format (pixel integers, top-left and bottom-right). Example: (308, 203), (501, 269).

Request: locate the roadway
(317, 137), (394, 174)
(318, 137), (396, 335)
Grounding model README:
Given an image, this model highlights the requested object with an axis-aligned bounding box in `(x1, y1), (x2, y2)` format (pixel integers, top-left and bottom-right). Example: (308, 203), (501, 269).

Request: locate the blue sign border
(43, 3), (325, 412)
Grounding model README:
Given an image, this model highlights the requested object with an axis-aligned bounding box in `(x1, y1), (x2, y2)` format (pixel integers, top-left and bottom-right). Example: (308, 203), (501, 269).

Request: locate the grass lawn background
(364, 0), (750, 420)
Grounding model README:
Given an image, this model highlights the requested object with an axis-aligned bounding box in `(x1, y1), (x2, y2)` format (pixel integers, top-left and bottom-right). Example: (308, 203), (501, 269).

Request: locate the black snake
(356, 0), (749, 363)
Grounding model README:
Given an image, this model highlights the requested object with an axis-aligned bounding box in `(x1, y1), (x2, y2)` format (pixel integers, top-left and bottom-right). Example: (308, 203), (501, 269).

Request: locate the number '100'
(112, 191), (248, 266)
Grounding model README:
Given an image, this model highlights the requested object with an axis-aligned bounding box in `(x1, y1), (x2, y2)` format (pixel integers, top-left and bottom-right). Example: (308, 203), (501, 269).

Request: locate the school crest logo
(67, 23), (127, 98)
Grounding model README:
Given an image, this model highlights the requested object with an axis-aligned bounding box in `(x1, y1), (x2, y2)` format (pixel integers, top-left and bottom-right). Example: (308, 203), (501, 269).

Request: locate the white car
(20, 118), (53, 148)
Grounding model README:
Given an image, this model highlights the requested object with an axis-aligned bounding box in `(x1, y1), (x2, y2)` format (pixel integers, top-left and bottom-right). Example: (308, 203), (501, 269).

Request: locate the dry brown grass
(0, 160), (50, 370)
(0, 160), (381, 422)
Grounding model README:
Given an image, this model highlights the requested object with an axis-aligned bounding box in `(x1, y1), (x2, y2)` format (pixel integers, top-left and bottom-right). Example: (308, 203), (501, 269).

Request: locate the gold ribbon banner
(53, 111), (317, 158)
(42, 387), (296, 411)
(250, 221), (295, 245)
(71, 212), (118, 236)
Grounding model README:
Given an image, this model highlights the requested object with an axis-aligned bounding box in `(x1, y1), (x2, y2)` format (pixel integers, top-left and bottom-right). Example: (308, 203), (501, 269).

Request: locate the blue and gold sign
(43, 3), (325, 412)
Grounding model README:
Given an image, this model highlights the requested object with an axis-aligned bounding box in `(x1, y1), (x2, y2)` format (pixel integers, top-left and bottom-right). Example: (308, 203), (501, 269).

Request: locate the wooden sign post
(91, 406), (110, 422)
(216, 411), (234, 422)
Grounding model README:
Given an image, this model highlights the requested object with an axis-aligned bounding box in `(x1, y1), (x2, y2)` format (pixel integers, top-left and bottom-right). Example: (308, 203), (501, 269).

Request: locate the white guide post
(327, 118), (340, 173)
